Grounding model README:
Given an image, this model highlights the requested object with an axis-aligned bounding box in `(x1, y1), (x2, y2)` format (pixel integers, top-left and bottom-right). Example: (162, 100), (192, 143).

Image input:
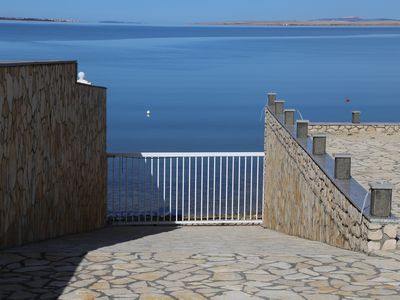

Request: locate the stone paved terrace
(323, 132), (400, 217)
(1, 226), (400, 299)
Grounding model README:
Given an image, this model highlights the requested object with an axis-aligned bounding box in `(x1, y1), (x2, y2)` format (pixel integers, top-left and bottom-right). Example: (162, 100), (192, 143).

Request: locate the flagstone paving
(1, 226), (400, 299)
(323, 132), (400, 217)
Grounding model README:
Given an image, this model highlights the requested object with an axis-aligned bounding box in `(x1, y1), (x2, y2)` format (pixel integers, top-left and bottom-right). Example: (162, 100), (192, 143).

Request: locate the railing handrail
(107, 152), (265, 158)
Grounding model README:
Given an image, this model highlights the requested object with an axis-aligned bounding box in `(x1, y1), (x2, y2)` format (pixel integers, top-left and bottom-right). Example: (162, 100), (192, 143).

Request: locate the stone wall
(309, 123), (400, 135)
(0, 61), (107, 249)
(263, 109), (399, 252)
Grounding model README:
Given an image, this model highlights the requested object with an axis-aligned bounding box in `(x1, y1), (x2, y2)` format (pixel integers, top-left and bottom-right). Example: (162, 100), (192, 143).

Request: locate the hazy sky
(2, 0), (400, 24)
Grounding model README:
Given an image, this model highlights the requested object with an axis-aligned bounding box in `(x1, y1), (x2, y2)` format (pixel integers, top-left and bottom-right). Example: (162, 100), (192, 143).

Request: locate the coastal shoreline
(195, 21), (400, 27)
(0, 17), (78, 23)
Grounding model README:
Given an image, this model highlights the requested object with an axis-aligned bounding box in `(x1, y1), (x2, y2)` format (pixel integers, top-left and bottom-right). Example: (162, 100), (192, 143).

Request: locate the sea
(0, 22), (399, 152)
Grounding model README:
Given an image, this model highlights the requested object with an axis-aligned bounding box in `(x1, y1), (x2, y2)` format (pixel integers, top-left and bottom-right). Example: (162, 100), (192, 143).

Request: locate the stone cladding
(0, 61), (107, 248)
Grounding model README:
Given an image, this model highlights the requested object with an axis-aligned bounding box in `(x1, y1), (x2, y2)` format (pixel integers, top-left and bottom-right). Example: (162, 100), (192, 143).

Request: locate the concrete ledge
(0, 60), (77, 67)
(310, 123), (400, 135)
(310, 122), (400, 125)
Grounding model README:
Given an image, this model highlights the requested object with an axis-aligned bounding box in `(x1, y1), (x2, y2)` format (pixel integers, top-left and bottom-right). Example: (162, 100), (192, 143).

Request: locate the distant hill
(314, 17), (398, 22)
(196, 17), (400, 27)
(0, 17), (78, 23)
(99, 21), (141, 24)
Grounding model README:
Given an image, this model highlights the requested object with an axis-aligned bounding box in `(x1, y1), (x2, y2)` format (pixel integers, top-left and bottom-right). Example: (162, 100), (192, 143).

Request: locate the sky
(2, 0), (400, 24)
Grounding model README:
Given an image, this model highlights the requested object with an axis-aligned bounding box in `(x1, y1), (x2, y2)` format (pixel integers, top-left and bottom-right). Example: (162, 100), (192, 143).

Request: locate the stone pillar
(312, 135), (326, 155)
(334, 154), (351, 180)
(296, 120), (309, 139)
(274, 100), (285, 115)
(369, 181), (393, 218)
(284, 109), (295, 126)
(352, 111), (361, 124)
(268, 92), (277, 107)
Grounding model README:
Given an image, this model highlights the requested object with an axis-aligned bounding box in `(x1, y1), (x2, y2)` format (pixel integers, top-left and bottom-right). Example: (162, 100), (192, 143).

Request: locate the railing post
(274, 100), (285, 115)
(284, 109), (295, 126)
(334, 153), (351, 180)
(369, 181), (393, 218)
(268, 92), (277, 107)
(352, 111), (361, 124)
(312, 135), (326, 155)
(296, 120), (309, 139)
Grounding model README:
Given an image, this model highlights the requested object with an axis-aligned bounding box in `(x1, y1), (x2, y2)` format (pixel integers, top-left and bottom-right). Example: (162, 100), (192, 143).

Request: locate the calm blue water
(1, 22), (399, 152)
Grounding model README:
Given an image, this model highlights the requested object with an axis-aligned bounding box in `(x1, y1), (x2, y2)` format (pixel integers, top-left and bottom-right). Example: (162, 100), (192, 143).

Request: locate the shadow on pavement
(0, 225), (178, 299)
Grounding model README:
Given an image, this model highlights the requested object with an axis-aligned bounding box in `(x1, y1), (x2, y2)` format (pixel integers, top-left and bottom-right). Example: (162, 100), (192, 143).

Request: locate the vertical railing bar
(112, 157), (115, 224)
(140, 158), (144, 222)
(237, 157), (241, 221)
(231, 157), (234, 220)
(244, 156), (247, 220)
(137, 158), (141, 222)
(151, 158), (154, 222)
(182, 157), (185, 221)
(256, 157), (260, 220)
(163, 158), (166, 221)
(250, 156), (253, 220)
(118, 157), (122, 223)
(188, 157), (191, 221)
(194, 157), (197, 221)
(225, 156), (228, 221)
(169, 158), (172, 220)
(176, 157), (179, 222)
(262, 156), (265, 220)
(144, 158), (147, 222)
(207, 157), (210, 220)
(219, 156), (222, 220)
(157, 158), (160, 221)
(123, 157), (125, 221)
(125, 157), (128, 224)
(201, 157), (204, 221)
(213, 157), (216, 220)
(141, 159), (144, 222)
(131, 158), (134, 223)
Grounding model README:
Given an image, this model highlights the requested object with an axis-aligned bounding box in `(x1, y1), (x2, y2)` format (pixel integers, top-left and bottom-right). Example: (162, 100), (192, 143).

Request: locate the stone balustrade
(263, 94), (399, 253)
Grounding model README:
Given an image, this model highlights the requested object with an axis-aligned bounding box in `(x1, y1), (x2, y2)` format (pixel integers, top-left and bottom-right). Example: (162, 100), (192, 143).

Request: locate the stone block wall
(0, 61), (107, 249)
(263, 109), (399, 252)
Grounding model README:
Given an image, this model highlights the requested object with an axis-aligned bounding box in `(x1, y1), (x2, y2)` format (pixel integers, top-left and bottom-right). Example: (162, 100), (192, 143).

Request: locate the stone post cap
(312, 134), (326, 138)
(296, 120), (309, 124)
(333, 153), (351, 158)
(284, 109), (296, 112)
(274, 100), (285, 103)
(268, 92), (277, 95)
(352, 111), (361, 113)
(369, 181), (394, 190)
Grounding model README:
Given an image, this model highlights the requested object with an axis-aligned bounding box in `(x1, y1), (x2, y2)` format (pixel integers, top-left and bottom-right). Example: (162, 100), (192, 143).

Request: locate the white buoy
(77, 71), (92, 85)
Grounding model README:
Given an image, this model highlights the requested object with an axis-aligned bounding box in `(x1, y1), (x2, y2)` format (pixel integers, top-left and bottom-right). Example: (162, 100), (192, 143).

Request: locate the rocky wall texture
(309, 123), (400, 135)
(263, 110), (399, 252)
(0, 61), (107, 249)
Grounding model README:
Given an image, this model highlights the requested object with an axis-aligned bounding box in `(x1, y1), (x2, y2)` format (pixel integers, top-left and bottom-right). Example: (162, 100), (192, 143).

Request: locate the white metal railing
(107, 152), (265, 225)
